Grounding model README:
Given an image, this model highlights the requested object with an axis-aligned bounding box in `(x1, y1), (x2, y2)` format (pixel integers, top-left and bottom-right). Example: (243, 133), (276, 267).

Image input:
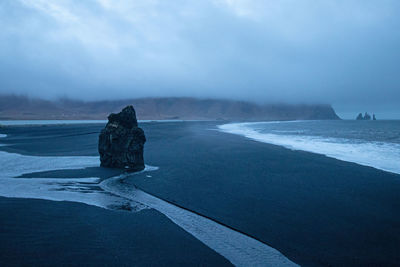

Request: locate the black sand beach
(133, 122), (400, 266)
(0, 123), (231, 266)
(0, 197), (230, 266)
(1, 121), (400, 266)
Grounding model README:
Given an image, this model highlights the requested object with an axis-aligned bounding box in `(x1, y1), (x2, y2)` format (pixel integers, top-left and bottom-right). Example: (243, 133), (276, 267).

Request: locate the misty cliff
(0, 95), (340, 121)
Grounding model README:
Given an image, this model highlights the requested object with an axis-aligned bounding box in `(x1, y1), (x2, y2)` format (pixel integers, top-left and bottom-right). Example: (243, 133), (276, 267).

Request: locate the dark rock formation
(98, 106), (146, 172)
(356, 112), (373, 120)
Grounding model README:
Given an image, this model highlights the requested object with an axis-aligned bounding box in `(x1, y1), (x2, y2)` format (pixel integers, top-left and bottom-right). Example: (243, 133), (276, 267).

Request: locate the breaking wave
(219, 122), (400, 175)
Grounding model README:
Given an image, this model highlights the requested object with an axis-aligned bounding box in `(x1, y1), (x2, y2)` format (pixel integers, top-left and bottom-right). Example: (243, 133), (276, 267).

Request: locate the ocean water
(219, 120), (400, 175)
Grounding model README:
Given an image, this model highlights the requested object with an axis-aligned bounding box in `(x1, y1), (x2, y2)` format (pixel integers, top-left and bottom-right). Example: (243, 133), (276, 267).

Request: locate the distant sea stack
(356, 112), (376, 120)
(98, 106), (146, 172)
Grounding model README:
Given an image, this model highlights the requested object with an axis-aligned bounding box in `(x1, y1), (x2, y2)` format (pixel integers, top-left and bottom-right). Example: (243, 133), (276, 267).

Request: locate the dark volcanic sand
(135, 122), (400, 266)
(0, 197), (230, 266)
(0, 123), (231, 266)
(1, 122), (400, 266)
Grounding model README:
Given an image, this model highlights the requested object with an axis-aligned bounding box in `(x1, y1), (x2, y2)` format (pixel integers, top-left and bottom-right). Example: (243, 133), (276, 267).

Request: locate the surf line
(101, 176), (298, 267)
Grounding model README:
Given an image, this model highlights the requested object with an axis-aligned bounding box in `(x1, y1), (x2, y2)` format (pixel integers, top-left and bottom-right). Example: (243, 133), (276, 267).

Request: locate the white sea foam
(0, 134), (6, 138)
(0, 151), (147, 211)
(0, 177), (148, 211)
(0, 151), (99, 177)
(219, 122), (400, 175)
(0, 148), (297, 266)
(101, 176), (297, 267)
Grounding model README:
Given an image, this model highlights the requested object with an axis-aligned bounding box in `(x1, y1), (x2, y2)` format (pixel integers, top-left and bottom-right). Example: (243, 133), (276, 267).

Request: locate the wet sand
(1, 122), (400, 266)
(0, 123), (231, 266)
(133, 121), (400, 266)
(0, 197), (230, 266)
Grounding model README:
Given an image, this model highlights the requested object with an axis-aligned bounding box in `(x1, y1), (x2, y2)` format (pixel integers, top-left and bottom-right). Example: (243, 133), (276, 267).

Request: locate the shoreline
(1, 121), (400, 266)
(130, 121), (400, 266)
(0, 126), (232, 265)
(0, 130), (296, 265)
(218, 121), (400, 175)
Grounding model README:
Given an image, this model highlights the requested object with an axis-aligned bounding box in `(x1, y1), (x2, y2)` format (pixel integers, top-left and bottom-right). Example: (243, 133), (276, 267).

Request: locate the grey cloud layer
(0, 0), (399, 111)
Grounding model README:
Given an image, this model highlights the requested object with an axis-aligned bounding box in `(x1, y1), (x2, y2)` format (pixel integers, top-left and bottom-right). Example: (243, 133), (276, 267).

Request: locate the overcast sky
(0, 0), (399, 118)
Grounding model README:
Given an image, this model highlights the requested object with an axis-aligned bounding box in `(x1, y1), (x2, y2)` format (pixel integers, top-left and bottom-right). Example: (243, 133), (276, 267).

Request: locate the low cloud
(0, 0), (399, 114)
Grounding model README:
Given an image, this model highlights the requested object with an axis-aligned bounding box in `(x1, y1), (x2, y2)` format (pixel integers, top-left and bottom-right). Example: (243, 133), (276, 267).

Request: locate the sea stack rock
(363, 112), (371, 120)
(98, 106), (146, 172)
(356, 112), (373, 120)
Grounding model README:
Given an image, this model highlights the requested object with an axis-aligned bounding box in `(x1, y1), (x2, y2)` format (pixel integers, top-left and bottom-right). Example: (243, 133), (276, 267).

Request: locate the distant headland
(356, 112), (376, 120)
(0, 95), (340, 121)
